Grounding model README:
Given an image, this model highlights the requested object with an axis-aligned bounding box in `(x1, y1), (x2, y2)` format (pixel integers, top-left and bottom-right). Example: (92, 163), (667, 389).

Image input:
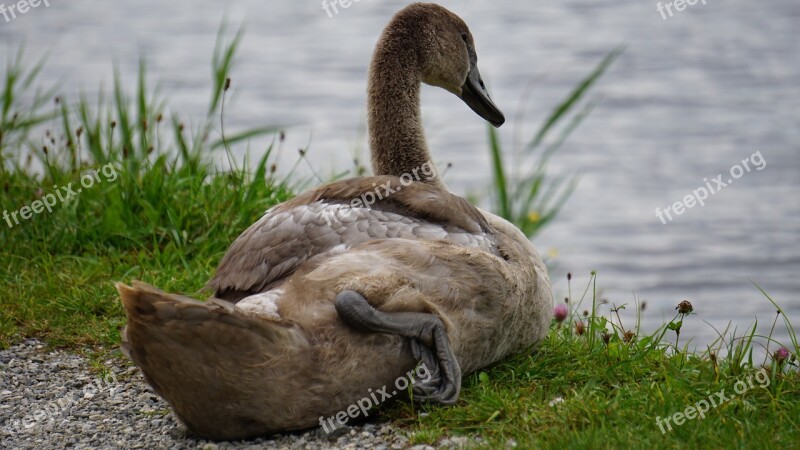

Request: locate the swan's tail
(116, 281), (310, 440)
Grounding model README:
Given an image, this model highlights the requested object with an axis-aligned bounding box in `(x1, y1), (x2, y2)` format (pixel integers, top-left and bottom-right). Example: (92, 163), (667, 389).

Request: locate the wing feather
(206, 177), (496, 301)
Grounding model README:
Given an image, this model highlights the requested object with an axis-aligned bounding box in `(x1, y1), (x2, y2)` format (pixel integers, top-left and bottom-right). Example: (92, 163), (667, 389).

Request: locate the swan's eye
(461, 32), (469, 43)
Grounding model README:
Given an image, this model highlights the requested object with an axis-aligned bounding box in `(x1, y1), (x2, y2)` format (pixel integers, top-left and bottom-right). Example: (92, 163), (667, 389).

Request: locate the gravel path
(0, 340), (472, 449)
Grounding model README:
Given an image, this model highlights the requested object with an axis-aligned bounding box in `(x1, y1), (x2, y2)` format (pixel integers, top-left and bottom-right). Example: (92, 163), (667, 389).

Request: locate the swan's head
(382, 3), (505, 127)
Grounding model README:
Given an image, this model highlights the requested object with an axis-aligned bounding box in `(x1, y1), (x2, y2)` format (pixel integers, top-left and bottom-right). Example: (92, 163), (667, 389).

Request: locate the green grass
(1, 31), (798, 448)
(383, 275), (800, 448)
(0, 30), (294, 347)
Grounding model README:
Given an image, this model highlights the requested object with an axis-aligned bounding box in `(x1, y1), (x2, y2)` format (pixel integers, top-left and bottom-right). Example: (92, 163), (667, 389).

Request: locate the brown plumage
(118, 2), (552, 441)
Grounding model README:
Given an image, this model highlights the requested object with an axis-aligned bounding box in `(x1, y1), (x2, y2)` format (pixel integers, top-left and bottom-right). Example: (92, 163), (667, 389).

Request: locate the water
(2, 0), (798, 350)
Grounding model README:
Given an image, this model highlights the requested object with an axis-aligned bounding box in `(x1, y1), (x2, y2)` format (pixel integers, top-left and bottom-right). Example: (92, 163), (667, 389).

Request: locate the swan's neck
(367, 40), (444, 188)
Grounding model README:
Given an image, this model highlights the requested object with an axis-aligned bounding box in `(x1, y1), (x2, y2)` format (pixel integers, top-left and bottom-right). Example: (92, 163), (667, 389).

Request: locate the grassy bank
(1, 34), (798, 449)
(0, 32), (294, 347)
(390, 278), (800, 448)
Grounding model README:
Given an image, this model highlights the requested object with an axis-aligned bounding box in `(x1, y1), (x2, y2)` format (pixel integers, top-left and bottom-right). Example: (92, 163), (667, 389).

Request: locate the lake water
(2, 0), (798, 350)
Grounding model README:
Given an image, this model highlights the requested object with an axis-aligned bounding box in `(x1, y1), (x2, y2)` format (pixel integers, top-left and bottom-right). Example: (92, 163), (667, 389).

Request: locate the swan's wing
(206, 176), (496, 301)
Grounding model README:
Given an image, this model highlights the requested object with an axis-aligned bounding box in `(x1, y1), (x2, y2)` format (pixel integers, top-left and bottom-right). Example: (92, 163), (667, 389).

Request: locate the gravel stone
(0, 340), (468, 449)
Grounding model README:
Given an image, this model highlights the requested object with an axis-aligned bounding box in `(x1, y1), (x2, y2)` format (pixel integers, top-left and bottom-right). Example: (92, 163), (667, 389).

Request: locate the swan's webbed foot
(410, 339), (452, 402)
(334, 290), (461, 405)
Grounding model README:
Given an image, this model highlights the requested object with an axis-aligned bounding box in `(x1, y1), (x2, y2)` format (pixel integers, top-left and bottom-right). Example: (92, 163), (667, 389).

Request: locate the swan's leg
(334, 290), (461, 404)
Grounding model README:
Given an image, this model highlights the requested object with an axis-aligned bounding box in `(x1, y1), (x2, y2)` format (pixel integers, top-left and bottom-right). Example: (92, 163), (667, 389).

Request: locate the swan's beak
(460, 65), (505, 127)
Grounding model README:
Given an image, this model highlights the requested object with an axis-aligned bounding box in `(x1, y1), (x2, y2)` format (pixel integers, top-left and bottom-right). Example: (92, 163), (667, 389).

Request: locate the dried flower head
(774, 347), (790, 364)
(575, 321), (585, 336)
(623, 330), (635, 343)
(553, 304), (568, 323)
(602, 333), (611, 345)
(676, 300), (693, 315)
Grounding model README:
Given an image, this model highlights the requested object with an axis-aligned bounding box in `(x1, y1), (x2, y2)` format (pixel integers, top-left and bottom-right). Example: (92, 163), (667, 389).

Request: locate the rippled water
(2, 0), (798, 348)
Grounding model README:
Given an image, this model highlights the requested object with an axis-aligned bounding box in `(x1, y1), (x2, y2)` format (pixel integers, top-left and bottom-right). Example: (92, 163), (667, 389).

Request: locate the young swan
(117, 3), (552, 441)
(366, 2), (504, 188)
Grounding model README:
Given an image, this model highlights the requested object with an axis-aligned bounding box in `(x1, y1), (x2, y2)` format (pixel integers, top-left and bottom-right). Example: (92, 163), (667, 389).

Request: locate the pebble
(1, 340), (476, 449)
